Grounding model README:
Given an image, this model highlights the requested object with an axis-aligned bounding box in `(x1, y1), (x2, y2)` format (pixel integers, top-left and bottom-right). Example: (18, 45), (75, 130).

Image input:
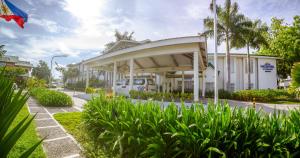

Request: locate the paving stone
(46, 107), (65, 114)
(29, 107), (47, 113)
(37, 127), (67, 140)
(35, 119), (57, 127)
(35, 113), (52, 119)
(62, 107), (79, 112)
(43, 137), (82, 158)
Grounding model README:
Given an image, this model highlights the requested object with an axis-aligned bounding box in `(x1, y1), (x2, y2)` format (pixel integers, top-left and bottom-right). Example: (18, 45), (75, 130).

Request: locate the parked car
(116, 78), (156, 96)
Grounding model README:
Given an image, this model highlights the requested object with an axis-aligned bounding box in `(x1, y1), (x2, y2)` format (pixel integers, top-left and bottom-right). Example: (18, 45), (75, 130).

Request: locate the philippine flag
(0, 0), (28, 28)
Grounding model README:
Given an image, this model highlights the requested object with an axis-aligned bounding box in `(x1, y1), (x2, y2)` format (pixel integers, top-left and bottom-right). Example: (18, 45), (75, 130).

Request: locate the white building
(175, 53), (278, 92)
(66, 36), (278, 100)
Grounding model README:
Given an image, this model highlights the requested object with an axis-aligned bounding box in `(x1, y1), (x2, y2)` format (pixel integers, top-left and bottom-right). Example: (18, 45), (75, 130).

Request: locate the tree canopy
(32, 60), (51, 83)
(259, 16), (300, 78)
(291, 62), (300, 87)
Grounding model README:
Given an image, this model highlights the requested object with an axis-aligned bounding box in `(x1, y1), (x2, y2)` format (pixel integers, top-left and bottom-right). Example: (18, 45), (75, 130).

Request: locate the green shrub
(82, 93), (300, 157)
(30, 88), (73, 107)
(85, 87), (96, 94)
(129, 90), (193, 101)
(26, 77), (46, 89)
(232, 89), (295, 102)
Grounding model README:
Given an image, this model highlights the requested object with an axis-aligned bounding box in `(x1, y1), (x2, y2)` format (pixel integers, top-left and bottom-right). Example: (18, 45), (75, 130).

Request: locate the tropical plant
(204, 0), (251, 91)
(32, 60), (51, 83)
(259, 16), (300, 78)
(291, 62), (300, 87)
(105, 30), (135, 50)
(232, 19), (268, 89)
(0, 70), (42, 157)
(30, 88), (73, 107)
(26, 77), (47, 89)
(0, 45), (7, 57)
(83, 92), (300, 157)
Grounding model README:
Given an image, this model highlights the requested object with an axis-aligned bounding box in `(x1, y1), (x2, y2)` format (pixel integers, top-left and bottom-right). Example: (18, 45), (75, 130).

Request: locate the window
(206, 82), (214, 91)
(230, 59), (235, 73)
(229, 83), (235, 91)
(147, 79), (155, 85)
(245, 59), (254, 73)
(134, 79), (145, 85)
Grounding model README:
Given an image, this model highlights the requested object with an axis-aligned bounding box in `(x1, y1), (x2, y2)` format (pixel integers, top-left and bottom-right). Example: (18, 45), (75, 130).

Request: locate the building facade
(0, 55), (33, 77)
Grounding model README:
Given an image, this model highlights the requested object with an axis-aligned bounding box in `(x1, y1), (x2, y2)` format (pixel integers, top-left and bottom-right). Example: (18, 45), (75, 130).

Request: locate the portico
(82, 36), (208, 101)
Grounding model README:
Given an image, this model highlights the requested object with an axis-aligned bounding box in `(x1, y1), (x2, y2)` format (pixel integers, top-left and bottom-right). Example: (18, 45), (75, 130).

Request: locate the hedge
(83, 93), (300, 157)
(130, 89), (297, 103)
(30, 88), (73, 107)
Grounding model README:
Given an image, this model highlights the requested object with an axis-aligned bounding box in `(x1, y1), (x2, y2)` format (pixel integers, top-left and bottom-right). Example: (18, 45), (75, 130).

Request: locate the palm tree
(105, 30), (135, 49)
(0, 45), (7, 58)
(232, 19), (268, 89)
(204, 0), (251, 91)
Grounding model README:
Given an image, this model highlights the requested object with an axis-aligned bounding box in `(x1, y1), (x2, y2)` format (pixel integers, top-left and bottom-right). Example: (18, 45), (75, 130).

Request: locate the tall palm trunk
(247, 43), (251, 89)
(225, 35), (231, 91)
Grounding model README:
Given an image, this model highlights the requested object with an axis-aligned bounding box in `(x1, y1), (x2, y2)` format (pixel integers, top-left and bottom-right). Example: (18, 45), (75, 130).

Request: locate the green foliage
(291, 62), (300, 87)
(30, 88), (73, 107)
(259, 16), (300, 78)
(26, 77), (46, 89)
(232, 89), (296, 102)
(129, 90), (193, 102)
(83, 93), (300, 157)
(66, 80), (86, 91)
(85, 87), (96, 94)
(32, 60), (51, 83)
(8, 106), (46, 158)
(0, 66), (27, 79)
(0, 71), (42, 157)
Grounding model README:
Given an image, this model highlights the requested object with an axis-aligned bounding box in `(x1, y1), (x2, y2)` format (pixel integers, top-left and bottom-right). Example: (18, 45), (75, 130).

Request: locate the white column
(113, 61), (117, 95)
(202, 70), (206, 98)
(162, 72), (166, 93)
(193, 52), (199, 102)
(129, 58), (134, 91)
(85, 68), (89, 89)
(181, 71), (185, 93)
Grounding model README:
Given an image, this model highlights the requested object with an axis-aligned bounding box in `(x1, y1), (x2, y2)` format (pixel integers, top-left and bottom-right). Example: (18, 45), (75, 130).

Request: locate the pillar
(113, 61), (117, 95)
(129, 58), (134, 91)
(193, 52), (199, 102)
(181, 71), (185, 93)
(202, 70), (206, 98)
(85, 68), (89, 89)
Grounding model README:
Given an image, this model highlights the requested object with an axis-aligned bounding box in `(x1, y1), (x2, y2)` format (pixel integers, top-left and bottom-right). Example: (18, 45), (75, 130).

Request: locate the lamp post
(213, 0), (218, 104)
(49, 55), (68, 88)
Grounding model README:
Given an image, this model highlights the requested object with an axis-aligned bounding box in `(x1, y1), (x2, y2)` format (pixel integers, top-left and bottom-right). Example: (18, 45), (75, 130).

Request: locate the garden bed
(130, 89), (299, 104)
(78, 93), (300, 157)
(30, 88), (73, 107)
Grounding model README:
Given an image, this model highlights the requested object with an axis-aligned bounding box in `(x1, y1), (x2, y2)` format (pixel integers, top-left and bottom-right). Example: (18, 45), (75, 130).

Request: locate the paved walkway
(27, 98), (84, 158)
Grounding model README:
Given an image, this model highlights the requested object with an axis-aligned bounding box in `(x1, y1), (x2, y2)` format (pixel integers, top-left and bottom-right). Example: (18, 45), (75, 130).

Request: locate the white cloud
(29, 18), (65, 33)
(0, 27), (16, 39)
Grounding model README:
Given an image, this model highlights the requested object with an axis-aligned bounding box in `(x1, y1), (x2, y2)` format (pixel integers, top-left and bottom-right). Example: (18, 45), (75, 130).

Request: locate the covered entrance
(83, 36), (208, 101)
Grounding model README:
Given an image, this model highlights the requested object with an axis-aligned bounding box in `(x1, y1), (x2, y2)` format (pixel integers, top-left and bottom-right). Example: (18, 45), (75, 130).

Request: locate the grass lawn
(54, 112), (108, 158)
(8, 106), (46, 158)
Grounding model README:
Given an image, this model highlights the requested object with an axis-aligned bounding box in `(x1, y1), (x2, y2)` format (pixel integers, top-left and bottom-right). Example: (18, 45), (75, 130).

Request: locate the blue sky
(0, 0), (299, 78)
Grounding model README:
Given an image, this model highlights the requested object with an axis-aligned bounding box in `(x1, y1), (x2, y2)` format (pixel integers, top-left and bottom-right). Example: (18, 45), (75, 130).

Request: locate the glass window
(245, 59), (254, 73)
(147, 79), (155, 85)
(230, 59), (235, 73)
(134, 79), (145, 85)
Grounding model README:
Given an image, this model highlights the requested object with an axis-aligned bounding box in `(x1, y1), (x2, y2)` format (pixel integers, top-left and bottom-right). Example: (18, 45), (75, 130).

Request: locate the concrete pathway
(27, 98), (84, 158)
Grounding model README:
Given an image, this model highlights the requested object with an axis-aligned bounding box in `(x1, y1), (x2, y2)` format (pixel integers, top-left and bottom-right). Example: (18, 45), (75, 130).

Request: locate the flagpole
(213, 0), (218, 104)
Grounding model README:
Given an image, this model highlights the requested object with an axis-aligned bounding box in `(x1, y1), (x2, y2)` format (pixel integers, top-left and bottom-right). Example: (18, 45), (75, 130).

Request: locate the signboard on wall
(260, 63), (274, 72)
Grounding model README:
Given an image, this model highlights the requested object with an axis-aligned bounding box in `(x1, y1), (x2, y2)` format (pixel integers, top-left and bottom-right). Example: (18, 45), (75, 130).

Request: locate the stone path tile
(27, 98), (84, 158)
